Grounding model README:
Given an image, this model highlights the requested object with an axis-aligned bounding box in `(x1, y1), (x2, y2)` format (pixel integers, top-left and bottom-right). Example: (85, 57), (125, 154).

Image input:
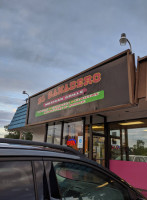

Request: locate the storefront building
(9, 50), (147, 196)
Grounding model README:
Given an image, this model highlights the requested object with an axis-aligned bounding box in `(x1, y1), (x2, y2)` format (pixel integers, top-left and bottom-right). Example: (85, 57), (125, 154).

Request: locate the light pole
(22, 91), (29, 103)
(119, 33), (132, 53)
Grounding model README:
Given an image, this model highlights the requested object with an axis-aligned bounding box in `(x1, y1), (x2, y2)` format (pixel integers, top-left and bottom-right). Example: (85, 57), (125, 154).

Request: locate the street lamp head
(22, 91), (26, 94)
(119, 33), (132, 53)
(119, 33), (127, 46)
(22, 90), (29, 103)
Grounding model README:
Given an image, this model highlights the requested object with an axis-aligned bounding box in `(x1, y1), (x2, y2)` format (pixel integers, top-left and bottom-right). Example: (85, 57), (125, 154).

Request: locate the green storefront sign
(36, 90), (104, 117)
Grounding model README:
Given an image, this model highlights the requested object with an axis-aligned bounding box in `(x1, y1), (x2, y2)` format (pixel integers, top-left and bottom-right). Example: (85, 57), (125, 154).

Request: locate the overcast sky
(1, 0), (147, 136)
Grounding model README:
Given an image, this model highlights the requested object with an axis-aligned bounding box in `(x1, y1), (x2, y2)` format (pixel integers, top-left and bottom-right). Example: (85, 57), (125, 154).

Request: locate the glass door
(93, 135), (105, 167)
(110, 128), (124, 160)
(85, 114), (106, 167)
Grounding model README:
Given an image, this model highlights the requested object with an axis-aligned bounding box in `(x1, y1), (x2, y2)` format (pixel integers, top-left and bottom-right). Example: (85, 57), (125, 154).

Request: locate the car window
(53, 162), (130, 200)
(0, 161), (35, 200)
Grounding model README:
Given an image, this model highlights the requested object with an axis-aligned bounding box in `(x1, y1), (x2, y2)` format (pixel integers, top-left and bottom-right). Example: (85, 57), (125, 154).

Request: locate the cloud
(0, 96), (24, 106)
(0, 110), (15, 137)
(0, 127), (6, 137)
(1, 0), (147, 130)
(0, 110), (14, 122)
(0, 106), (14, 137)
(1, 0), (147, 72)
(0, 38), (11, 47)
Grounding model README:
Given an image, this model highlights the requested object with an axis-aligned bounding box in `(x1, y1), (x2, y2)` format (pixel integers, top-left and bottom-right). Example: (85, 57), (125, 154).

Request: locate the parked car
(0, 138), (145, 200)
(116, 155), (147, 162)
(129, 155), (147, 162)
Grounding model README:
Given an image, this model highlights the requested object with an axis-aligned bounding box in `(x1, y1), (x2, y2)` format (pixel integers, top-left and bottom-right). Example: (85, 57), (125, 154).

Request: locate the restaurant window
(47, 123), (61, 145)
(63, 120), (83, 153)
(110, 119), (147, 162)
(128, 127), (147, 161)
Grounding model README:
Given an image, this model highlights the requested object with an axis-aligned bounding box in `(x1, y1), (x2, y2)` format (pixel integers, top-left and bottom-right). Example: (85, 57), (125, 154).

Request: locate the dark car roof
(0, 138), (82, 160)
(0, 144), (80, 160)
(0, 138), (82, 154)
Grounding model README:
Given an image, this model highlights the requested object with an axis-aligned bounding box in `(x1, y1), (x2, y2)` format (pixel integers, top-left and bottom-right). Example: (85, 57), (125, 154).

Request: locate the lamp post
(22, 91), (29, 103)
(119, 33), (132, 53)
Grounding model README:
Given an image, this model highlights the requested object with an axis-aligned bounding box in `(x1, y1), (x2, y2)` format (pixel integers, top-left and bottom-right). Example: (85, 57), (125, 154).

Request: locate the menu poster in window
(78, 136), (83, 148)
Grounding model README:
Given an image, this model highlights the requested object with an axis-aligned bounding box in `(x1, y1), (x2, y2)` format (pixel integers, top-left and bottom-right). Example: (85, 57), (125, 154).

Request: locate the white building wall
(30, 124), (46, 142)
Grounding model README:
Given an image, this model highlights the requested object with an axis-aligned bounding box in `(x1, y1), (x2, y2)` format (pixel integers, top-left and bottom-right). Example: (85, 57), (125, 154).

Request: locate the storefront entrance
(93, 134), (105, 167)
(46, 114), (107, 167)
(85, 115), (106, 167)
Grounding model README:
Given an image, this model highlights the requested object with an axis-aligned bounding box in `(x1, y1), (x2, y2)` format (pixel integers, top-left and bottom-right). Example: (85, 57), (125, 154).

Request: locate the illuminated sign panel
(35, 90), (104, 117)
(28, 52), (134, 124)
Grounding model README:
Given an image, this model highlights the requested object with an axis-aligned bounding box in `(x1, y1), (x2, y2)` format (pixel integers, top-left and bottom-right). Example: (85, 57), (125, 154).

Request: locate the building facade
(9, 50), (147, 196)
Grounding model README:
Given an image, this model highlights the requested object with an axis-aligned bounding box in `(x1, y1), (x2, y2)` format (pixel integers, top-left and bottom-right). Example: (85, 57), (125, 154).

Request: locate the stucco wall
(31, 124), (46, 142)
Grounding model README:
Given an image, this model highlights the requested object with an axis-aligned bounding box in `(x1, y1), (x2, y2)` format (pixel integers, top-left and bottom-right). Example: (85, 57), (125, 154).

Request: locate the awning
(8, 104), (27, 130)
